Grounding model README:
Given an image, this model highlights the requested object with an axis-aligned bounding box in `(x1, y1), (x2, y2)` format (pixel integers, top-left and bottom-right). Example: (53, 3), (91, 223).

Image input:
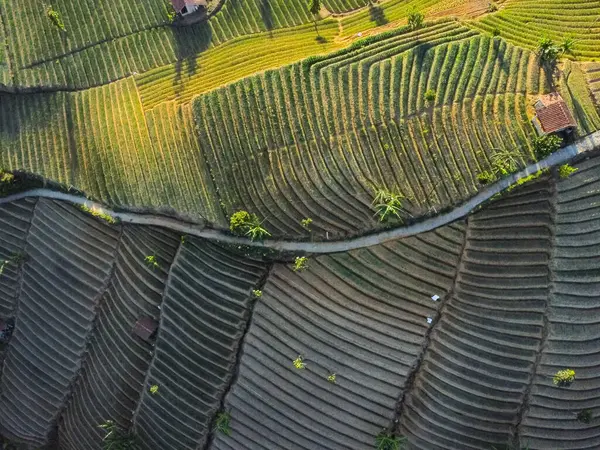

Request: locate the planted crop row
(519, 156), (600, 449)
(133, 238), (269, 450)
(0, 78), (221, 223)
(0, 199), (35, 318)
(400, 177), (554, 448)
(1, 0), (168, 69)
(213, 224), (465, 449)
(192, 25), (542, 238)
(59, 226), (180, 450)
(0, 199), (120, 446)
(473, 0), (600, 60)
(583, 62), (600, 114)
(324, 0), (367, 14)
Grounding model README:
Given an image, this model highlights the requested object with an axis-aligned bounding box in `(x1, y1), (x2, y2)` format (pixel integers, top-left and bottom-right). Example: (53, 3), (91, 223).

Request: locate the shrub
(301, 217), (313, 231)
(46, 6), (66, 31)
(214, 412), (231, 436)
(327, 373), (337, 384)
(532, 135), (562, 160)
(407, 8), (424, 31)
(164, 0), (177, 23)
(424, 89), (436, 103)
(553, 368), (576, 387)
(558, 164), (577, 179)
(559, 36), (575, 55)
(293, 256), (309, 272)
(79, 204), (118, 224)
(487, 2), (498, 12)
(492, 28), (500, 37)
(98, 420), (138, 450)
(477, 171), (496, 185)
(144, 255), (159, 270)
(577, 409), (593, 424)
(149, 385), (159, 395)
(490, 149), (522, 176)
(375, 432), (406, 450)
(293, 355), (306, 369)
(252, 289), (262, 298)
(372, 188), (406, 222)
(229, 210), (271, 241)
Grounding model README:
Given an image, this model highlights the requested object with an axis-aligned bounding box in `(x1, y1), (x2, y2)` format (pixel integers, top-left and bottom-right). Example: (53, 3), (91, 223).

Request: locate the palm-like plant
(372, 188), (406, 222)
(490, 149), (522, 176)
(375, 432), (407, 450)
(98, 420), (138, 450)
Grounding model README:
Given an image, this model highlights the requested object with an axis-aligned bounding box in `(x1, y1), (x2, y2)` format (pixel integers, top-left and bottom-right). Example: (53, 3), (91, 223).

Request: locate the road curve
(1, 131), (599, 254)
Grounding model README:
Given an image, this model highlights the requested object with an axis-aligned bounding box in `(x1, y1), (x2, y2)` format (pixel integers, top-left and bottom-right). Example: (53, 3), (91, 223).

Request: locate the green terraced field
(474, 0), (600, 60)
(192, 21), (548, 238)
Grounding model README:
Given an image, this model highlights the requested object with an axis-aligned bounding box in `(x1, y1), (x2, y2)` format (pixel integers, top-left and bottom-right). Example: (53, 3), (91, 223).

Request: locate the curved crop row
(473, 0), (600, 60)
(59, 226), (180, 450)
(0, 199), (119, 446)
(400, 176), (554, 449)
(212, 224), (465, 449)
(192, 24), (542, 238)
(519, 156), (600, 449)
(132, 238), (269, 450)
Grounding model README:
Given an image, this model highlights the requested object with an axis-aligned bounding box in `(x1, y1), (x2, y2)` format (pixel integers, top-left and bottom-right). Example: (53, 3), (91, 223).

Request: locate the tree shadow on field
(172, 21), (213, 98)
(260, 0), (274, 34)
(369, 4), (388, 26)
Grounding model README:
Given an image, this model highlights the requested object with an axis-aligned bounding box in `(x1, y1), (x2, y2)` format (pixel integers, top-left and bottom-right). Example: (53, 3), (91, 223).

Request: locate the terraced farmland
(519, 155), (600, 449)
(474, 0), (600, 60)
(213, 224), (465, 449)
(59, 226), (180, 450)
(0, 78), (223, 224)
(193, 21), (546, 238)
(0, 199), (120, 446)
(400, 177), (554, 448)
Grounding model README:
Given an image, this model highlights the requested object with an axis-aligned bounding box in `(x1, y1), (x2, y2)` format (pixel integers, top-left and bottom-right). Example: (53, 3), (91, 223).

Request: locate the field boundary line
(1, 131), (599, 254)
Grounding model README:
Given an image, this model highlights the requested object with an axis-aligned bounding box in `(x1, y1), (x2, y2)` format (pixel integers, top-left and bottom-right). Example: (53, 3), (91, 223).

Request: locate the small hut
(171, 0), (208, 16)
(532, 92), (577, 136)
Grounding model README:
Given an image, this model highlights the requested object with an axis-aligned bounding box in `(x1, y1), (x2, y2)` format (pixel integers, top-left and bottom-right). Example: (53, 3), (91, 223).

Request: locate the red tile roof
(171, 0), (186, 12)
(533, 93), (577, 134)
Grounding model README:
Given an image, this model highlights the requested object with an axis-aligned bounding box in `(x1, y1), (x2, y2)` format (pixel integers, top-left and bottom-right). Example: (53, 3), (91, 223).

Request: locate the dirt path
(1, 131), (599, 254)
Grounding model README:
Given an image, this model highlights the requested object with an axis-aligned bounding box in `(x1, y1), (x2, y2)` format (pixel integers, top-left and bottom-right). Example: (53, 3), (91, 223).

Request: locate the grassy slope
(473, 0), (600, 60)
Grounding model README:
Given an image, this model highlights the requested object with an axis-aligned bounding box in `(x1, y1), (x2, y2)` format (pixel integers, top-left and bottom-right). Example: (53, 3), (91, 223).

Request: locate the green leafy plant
(79, 204), (118, 224)
(144, 255), (159, 270)
(559, 164), (577, 179)
(553, 368), (576, 387)
(577, 409), (593, 424)
(490, 149), (522, 176)
(559, 36), (575, 55)
(293, 355), (306, 369)
(301, 217), (313, 231)
(149, 385), (159, 395)
(164, 0), (177, 23)
(375, 431), (406, 450)
(46, 5), (66, 31)
(180, 235), (187, 244)
(424, 89), (436, 103)
(407, 8), (424, 31)
(327, 373), (337, 383)
(532, 135), (562, 160)
(372, 188), (406, 222)
(492, 27), (500, 37)
(507, 170), (546, 192)
(229, 210), (271, 241)
(98, 420), (138, 450)
(0, 171), (14, 184)
(537, 36), (560, 64)
(487, 2), (498, 12)
(477, 171), (496, 185)
(293, 256), (309, 272)
(214, 411), (231, 435)
(252, 289), (262, 298)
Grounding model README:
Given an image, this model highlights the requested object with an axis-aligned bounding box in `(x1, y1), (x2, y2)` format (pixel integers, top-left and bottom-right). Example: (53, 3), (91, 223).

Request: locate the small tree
(532, 134), (562, 160)
(308, 0), (321, 35)
(407, 8), (424, 31)
(229, 210), (271, 241)
(537, 36), (560, 65)
(553, 368), (576, 387)
(301, 217), (313, 231)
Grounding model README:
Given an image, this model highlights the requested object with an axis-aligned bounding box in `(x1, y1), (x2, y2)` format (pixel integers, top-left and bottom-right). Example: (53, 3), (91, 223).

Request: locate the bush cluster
(229, 210), (271, 241)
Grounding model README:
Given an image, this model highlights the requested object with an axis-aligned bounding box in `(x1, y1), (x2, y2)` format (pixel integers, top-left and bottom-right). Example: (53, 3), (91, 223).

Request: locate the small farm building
(171, 0), (207, 15)
(532, 92), (577, 136)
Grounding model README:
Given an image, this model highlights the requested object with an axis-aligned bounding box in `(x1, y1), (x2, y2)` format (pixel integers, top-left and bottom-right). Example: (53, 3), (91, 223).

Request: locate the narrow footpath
(1, 131), (599, 254)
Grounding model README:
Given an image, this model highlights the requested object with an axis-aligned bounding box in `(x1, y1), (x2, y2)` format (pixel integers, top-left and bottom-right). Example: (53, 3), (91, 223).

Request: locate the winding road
(2, 131), (599, 254)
